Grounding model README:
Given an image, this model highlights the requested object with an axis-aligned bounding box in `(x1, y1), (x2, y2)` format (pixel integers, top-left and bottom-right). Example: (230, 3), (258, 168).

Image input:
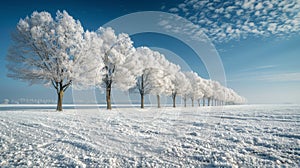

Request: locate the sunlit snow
(0, 105), (299, 167)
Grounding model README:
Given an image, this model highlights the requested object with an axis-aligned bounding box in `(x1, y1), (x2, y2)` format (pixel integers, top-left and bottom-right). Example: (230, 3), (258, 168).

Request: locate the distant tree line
(1, 98), (56, 104)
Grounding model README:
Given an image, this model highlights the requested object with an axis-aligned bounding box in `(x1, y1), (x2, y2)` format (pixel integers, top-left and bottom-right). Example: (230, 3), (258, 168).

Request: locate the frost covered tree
(152, 54), (183, 108)
(147, 68), (172, 108)
(2, 99), (9, 104)
(224, 88), (246, 105)
(6, 11), (104, 111)
(184, 71), (204, 107)
(211, 81), (222, 106)
(133, 47), (155, 108)
(132, 47), (176, 108)
(96, 27), (139, 109)
(181, 75), (192, 107)
(169, 71), (189, 108)
(133, 47), (174, 108)
(202, 79), (214, 106)
(196, 77), (207, 107)
(149, 51), (174, 108)
(213, 85), (226, 106)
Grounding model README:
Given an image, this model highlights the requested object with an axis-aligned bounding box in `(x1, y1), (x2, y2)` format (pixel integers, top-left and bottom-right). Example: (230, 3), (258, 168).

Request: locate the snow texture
(0, 104), (299, 167)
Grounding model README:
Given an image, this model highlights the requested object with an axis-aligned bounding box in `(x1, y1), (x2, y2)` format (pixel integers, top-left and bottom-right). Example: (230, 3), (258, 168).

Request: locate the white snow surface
(0, 104), (299, 167)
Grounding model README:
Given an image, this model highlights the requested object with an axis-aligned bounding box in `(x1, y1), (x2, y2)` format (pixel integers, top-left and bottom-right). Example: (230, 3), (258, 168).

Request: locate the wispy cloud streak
(255, 72), (300, 82)
(229, 71), (300, 82)
(240, 65), (277, 72)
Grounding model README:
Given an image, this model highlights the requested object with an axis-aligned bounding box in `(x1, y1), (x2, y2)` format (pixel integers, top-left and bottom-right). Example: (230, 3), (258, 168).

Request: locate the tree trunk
(191, 98), (194, 107)
(106, 84), (112, 110)
(203, 98), (205, 106)
(172, 94), (176, 108)
(208, 97), (211, 106)
(198, 99), (200, 107)
(184, 97), (187, 107)
(157, 95), (160, 108)
(56, 89), (64, 111)
(53, 81), (71, 111)
(140, 74), (144, 109)
(141, 93), (144, 108)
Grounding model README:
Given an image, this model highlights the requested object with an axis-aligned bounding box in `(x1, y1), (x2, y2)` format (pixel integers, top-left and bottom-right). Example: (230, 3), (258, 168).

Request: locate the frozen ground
(0, 104), (299, 167)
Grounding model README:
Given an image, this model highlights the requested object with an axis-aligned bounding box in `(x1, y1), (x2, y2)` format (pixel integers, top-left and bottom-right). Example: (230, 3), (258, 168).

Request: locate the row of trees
(7, 11), (246, 111)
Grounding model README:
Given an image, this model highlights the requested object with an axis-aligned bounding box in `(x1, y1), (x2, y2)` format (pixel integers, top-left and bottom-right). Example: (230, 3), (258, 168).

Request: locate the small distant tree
(224, 88), (246, 105)
(6, 11), (103, 111)
(134, 47), (180, 108)
(196, 77), (207, 107)
(181, 78), (192, 107)
(133, 47), (177, 108)
(184, 71), (204, 107)
(147, 68), (172, 108)
(202, 79), (213, 106)
(169, 71), (188, 108)
(211, 81), (223, 106)
(2, 99), (9, 104)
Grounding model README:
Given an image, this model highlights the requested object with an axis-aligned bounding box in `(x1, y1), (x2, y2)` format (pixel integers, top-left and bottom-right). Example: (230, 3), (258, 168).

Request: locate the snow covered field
(0, 104), (299, 167)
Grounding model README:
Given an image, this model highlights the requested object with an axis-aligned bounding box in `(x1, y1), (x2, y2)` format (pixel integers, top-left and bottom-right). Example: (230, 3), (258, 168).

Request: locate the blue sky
(0, 0), (299, 104)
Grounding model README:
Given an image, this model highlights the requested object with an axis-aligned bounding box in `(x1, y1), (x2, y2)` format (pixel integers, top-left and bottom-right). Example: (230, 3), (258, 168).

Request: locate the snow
(0, 104), (299, 167)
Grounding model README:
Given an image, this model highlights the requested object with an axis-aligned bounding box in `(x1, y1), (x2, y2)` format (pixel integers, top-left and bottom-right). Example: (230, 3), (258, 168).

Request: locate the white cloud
(265, 1), (273, 9)
(215, 7), (224, 14)
(169, 8), (179, 13)
(255, 2), (263, 10)
(178, 3), (186, 9)
(226, 6), (236, 13)
(268, 23), (277, 33)
(254, 11), (260, 16)
(236, 9), (243, 16)
(242, 0), (254, 10)
(165, 0), (300, 43)
(158, 20), (169, 26)
(226, 26), (233, 34)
